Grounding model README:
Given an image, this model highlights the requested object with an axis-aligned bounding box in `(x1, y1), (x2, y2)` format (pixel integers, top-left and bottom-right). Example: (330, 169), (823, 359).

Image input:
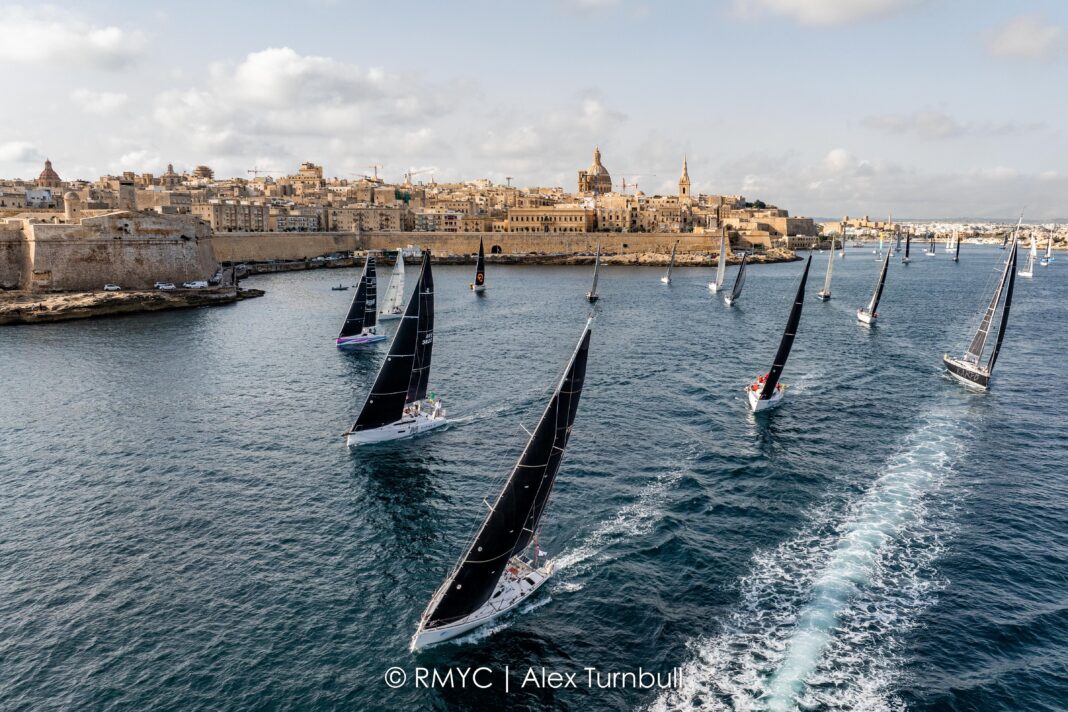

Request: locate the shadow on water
(353, 448), (443, 556)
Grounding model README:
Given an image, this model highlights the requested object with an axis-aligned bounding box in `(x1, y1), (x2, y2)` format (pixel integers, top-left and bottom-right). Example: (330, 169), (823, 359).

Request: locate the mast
(590, 244), (601, 296)
(730, 253), (748, 301)
(987, 245), (1018, 372)
(474, 237), (486, 288)
(349, 252), (433, 432)
(759, 256), (811, 400)
(821, 236), (834, 294)
(338, 256), (371, 338)
(964, 241), (1014, 364)
(715, 231), (727, 287)
(420, 321), (592, 630)
(866, 248), (891, 314)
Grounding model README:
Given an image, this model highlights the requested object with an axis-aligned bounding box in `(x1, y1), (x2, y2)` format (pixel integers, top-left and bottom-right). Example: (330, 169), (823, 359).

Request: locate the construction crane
(247, 167), (280, 177)
(505, 176), (513, 187)
(617, 175), (654, 193)
(367, 164), (383, 180)
(404, 167), (436, 185)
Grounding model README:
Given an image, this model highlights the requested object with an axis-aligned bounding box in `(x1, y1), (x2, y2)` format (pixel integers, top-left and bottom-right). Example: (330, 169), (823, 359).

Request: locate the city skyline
(1, 0), (1066, 219)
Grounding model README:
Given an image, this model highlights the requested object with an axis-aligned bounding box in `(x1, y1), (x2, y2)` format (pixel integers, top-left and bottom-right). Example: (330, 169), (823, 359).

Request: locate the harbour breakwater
(0, 287), (263, 326)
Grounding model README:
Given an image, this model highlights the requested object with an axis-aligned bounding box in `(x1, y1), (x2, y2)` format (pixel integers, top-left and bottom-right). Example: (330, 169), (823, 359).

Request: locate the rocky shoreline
(0, 287), (265, 326)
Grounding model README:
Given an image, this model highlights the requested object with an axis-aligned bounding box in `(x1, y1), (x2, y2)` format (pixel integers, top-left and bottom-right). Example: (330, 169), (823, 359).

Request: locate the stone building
(507, 206), (595, 233)
(35, 159), (62, 189)
(191, 200), (269, 232)
(577, 146), (612, 195)
(327, 206), (405, 232)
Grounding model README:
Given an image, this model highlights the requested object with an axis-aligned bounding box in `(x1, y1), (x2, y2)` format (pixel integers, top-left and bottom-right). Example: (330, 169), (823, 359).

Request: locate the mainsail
(866, 248), (891, 315)
(821, 237), (834, 294)
(1046, 235), (1053, 260)
(338, 255), (375, 338)
(590, 244), (601, 296)
(965, 239), (1015, 364)
(474, 237), (486, 288)
(381, 256), (406, 315)
(954, 231), (961, 261)
(729, 253), (748, 302)
(665, 240), (678, 281)
(350, 252), (434, 431)
(715, 231), (727, 288)
(421, 322), (592, 629)
(759, 256), (811, 400)
(904, 233), (911, 259)
(987, 245), (1018, 372)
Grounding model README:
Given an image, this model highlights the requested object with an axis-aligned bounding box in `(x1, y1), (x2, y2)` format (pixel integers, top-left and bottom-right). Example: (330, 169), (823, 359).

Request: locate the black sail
(424, 323), (591, 629)
(866, 248), (891, 314)
(965, 243), (1014, 363)
(954, 235), (961, 261)
(905, 233), (911, 258)
(406, 252), (435, 403)
(337, 258), (370, 338)
(759, 256), (811, 400)
(730, 253), (748, 301)
(987, 244), (1017, 372)
(350, 252), (431, 431)
(363, 254), (378, 330)
(474, 237), (486, 287)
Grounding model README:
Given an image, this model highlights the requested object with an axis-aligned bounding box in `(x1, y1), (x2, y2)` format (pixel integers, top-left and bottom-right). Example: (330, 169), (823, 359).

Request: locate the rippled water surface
(1, 246), (1065, 711)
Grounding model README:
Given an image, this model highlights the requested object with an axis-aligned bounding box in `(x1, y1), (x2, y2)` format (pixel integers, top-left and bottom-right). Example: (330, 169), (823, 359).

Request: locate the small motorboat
(331, 284), (349, 291)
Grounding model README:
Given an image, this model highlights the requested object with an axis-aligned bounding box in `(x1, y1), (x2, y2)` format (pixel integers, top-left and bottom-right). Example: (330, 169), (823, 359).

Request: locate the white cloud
(0, 140), (44, 163)
(732, 0), (926, 26)
(0, 5), (145, 69)
(984, 13), (1066, 62)
(861, 111), (1044, 140)
(71, 88), (129, 115)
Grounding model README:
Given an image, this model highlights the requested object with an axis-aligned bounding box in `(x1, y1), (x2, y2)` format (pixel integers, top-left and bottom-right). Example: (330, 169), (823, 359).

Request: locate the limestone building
(35, 159), (62, 189)
(577, 147), (612, 195)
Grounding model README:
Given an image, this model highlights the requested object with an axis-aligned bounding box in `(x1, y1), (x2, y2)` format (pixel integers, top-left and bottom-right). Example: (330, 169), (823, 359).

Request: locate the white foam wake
(553, 453), (692, 590)
(652, 412), (961, 711)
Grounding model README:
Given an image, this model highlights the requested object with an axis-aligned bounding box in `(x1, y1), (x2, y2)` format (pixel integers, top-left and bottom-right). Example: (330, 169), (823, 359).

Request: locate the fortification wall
(211, 231), (729, 263)
(0, 225), (26, 289)
(24, 212), (217, 291)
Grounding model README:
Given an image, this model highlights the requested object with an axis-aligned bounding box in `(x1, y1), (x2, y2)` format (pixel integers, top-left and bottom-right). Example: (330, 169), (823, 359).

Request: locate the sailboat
(335, 255), (387, 350)
(379, 254), (406, 320)
(943, 237), (1018, 390)
(839, 232), (846, 258)
(901, 232), (911, 264)
(747, 256), (811, 412)
(857, 248), (891, 325)
(724, 253), (748, 306)
(953, 230), (961, 262)
(1040, 234), (1054, 267)
(586, 244), (601, 302)
(875, 234), (884, 257)
(925, 234), (936, 256)
(816, 236), (834, 301)
(661, 240), (678, 284)
(470, 237), (486, 292)
(1019, 234), (1036, 278)
(410, 320), (592, 650)
(344, 251), (446, 446)
(708, 231), (728, 292)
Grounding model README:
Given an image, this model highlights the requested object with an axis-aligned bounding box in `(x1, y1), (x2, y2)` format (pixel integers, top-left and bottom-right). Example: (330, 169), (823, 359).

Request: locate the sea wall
(211, 230), (739, 263)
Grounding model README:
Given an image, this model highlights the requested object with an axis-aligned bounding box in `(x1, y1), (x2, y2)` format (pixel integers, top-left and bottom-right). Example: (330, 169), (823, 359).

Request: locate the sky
(0, 0), (1066, 219)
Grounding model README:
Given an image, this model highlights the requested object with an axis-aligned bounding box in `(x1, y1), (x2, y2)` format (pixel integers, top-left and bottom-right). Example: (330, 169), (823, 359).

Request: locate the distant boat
(410, 320), (592, 650)
(1019, 232), (1036, 278)
(332, 284), (349, 291)
(335, 255), (387, 350)
(839, 233), (846, 258)
(944, 236), (1018, 390)
(345, 252), (446, 446)
(724, 253), (748, 307)
(661, 240), (678, 284)
(925, 234), (936, 256)
(470, 237), (486, 292)
(379, 254), (406, 320)
(901, 232), (911, 264)
(708, 231), (728, 293)
(953, 230), (961, 262)
(817, 234), (834, 301)
(875, 234), (883, 257)
(858, 248), (891, 325)
(586, 244), (601, 302)
(1040, 234), (1054, 267)
(748, 256), (811, 412)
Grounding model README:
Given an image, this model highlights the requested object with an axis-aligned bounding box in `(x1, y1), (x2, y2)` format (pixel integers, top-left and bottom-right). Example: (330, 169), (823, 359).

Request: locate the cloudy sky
(0, 0), (1065, 218)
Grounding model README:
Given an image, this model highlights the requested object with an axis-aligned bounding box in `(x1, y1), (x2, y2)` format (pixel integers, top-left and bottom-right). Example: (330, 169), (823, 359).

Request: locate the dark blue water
(1, 247), (1065, 711)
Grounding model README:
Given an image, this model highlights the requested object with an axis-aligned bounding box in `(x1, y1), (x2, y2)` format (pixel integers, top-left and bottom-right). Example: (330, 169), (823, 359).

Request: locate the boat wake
(651, 412), (962, 711)
(787, 370), (824, 395)
(554, 451), (694, 590)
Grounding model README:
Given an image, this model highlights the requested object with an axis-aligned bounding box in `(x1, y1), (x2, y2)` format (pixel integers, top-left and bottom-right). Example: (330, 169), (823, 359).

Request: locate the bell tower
(679, 156), (690, 199)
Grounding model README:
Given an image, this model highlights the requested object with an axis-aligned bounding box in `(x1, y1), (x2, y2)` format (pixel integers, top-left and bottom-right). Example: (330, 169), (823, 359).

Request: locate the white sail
(715, 231), (727, 288)
(381, 255), (406, 316)
(820, 237), (834, 296)
(662, 241), (678, 283)
(590, 244), (601, 296)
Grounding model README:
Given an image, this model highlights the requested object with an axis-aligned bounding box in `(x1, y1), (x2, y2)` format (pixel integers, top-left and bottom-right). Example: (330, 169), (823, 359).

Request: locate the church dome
(587, 146), (609, 175)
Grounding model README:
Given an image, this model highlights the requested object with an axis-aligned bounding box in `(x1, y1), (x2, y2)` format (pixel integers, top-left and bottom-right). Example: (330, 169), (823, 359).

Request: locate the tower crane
(247, 167), (280, 177)
(367, 164), (383, 180)
(404, 167), (436, 185)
